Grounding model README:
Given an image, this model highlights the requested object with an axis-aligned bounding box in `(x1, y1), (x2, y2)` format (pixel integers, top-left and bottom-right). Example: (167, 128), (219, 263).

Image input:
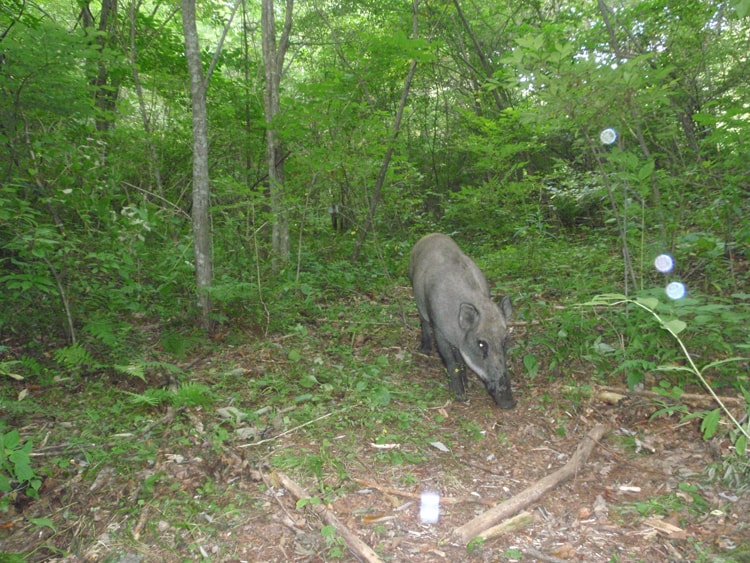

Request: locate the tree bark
(262, 0), (294, 263)
(182, 0), (213, 332)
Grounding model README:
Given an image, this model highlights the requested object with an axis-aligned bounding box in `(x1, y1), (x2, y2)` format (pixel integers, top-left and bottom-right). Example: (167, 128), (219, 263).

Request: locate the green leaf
(371, 386), (392, 406)
(700, 408), (722, 440)
(523, 354), (539, 378)
(114, 363), (146, 382)
(654, 364), (693, 373)
(28, 517), (56, 531)
(296, 496), (320, 509)
(9, 456), (34, 482)
(299, 374), (319, 389)
(288, 349), (302, 362)
(638, 159), (655, 180)
(320, 524), (337, 540)
(662, 319), (687, 335)
(2, 429), (21, 450)
(701, 357), (749, 372)
(635, 296), (659, 310)
(735, 435), (747, 456)
(626, 370), (644, 390)
(580, 293), (627, 307)
(732, 0), (750, 17)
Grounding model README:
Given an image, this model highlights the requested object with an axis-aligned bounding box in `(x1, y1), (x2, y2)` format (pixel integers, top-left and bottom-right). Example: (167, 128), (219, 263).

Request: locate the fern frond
(172, 382), (214, 408)
(113, 363), (146, 382)
(122, 389), (169, 407)
(53, 343), (98, 371)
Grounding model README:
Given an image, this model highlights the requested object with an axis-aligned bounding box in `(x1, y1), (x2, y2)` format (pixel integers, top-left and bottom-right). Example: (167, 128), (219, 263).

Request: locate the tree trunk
(128, 0), (165, 197)
(452, 0), (511, 113)
(80, 0), (121, 132)
(261, 0), (294, 263)
(182, 0), (213, 332)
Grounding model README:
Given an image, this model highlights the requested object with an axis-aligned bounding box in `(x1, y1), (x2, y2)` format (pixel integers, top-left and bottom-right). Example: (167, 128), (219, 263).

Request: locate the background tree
(261, 0), (293, 262)
(182, 0), (214, 332)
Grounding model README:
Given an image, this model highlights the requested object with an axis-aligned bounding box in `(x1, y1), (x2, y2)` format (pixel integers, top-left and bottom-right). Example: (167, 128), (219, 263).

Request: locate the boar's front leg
(434, 330), (467, 401)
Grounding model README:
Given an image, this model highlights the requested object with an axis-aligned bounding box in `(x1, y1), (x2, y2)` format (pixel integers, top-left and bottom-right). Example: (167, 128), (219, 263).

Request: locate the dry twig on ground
(275, 470), (383, 563)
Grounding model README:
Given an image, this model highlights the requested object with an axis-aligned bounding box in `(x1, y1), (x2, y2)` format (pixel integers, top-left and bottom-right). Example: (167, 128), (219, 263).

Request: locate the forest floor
(2, 289), (749, 562)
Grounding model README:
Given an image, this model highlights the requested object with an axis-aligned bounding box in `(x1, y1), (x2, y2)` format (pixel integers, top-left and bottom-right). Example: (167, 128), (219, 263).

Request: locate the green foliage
(0, 9), (748, 543)
(584, 293), (750, 485)
(295, 496), (322, 510)
(624, 482), (710, 518)
(53, 343), (99, 374)
(0, 429), (42, 511)
(123, 382), (215, 409)
(1, 0), (747, 361)
(523, 353), (539, 379)
(466, 536), (485, 554)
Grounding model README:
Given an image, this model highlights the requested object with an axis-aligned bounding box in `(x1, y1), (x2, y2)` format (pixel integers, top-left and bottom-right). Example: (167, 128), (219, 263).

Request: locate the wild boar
(409, 233), (515, 408)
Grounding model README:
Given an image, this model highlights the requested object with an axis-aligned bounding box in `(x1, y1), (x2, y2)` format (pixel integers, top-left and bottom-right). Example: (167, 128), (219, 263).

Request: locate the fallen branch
(275, 471), (383, 563)
(452, 424), (608, 545)
(594, 384), (747, 408)
(523, 546), (571, 563)
(476, 510), (533, 541)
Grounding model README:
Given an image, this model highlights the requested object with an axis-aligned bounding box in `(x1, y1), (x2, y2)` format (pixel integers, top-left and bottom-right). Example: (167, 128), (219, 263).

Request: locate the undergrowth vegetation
(2, 229), (749, 509)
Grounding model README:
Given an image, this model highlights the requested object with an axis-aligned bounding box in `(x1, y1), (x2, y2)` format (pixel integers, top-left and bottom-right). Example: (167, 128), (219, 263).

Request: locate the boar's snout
(494, 394), (517, 409)
(487, 379), (516, 409)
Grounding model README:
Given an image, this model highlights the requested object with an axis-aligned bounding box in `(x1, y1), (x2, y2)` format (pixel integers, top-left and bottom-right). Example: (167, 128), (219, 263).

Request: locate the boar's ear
(499, 295), (512, 321)
(458, 303), (480, 330)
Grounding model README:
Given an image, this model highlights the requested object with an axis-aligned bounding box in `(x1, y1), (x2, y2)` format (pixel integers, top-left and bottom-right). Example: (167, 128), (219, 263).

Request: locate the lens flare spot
(654, 254), (674, 273)
(420, 491), (440, 524)
(666, 281), (686, 300)
(600, 128), (618, 145)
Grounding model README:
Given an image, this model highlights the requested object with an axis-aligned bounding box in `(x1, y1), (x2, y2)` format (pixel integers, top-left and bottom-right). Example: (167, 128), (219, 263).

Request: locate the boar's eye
(478, 340), (488, 359)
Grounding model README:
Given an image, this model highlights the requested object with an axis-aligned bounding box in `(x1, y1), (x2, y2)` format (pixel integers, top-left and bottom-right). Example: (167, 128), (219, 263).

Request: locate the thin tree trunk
(262, 0), (294, 263)
(128, 0), (163, 197)
(452, 0), (511, 113)
(352, 0), (419, 262)
(180, 0), (241, 331)
(80, 0), (120, 132)
(182, 0), (213, 332)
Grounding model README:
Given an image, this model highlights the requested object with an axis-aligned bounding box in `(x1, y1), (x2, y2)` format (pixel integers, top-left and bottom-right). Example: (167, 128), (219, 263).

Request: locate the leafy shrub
(0, 429), (41, 511)
(585, 293), (750, 487)
(544, 163), (607, 229)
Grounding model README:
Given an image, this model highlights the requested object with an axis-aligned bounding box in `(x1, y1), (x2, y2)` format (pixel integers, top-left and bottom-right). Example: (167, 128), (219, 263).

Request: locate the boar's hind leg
(435, 333), (467, 401)
(418, 316), (433, 354)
